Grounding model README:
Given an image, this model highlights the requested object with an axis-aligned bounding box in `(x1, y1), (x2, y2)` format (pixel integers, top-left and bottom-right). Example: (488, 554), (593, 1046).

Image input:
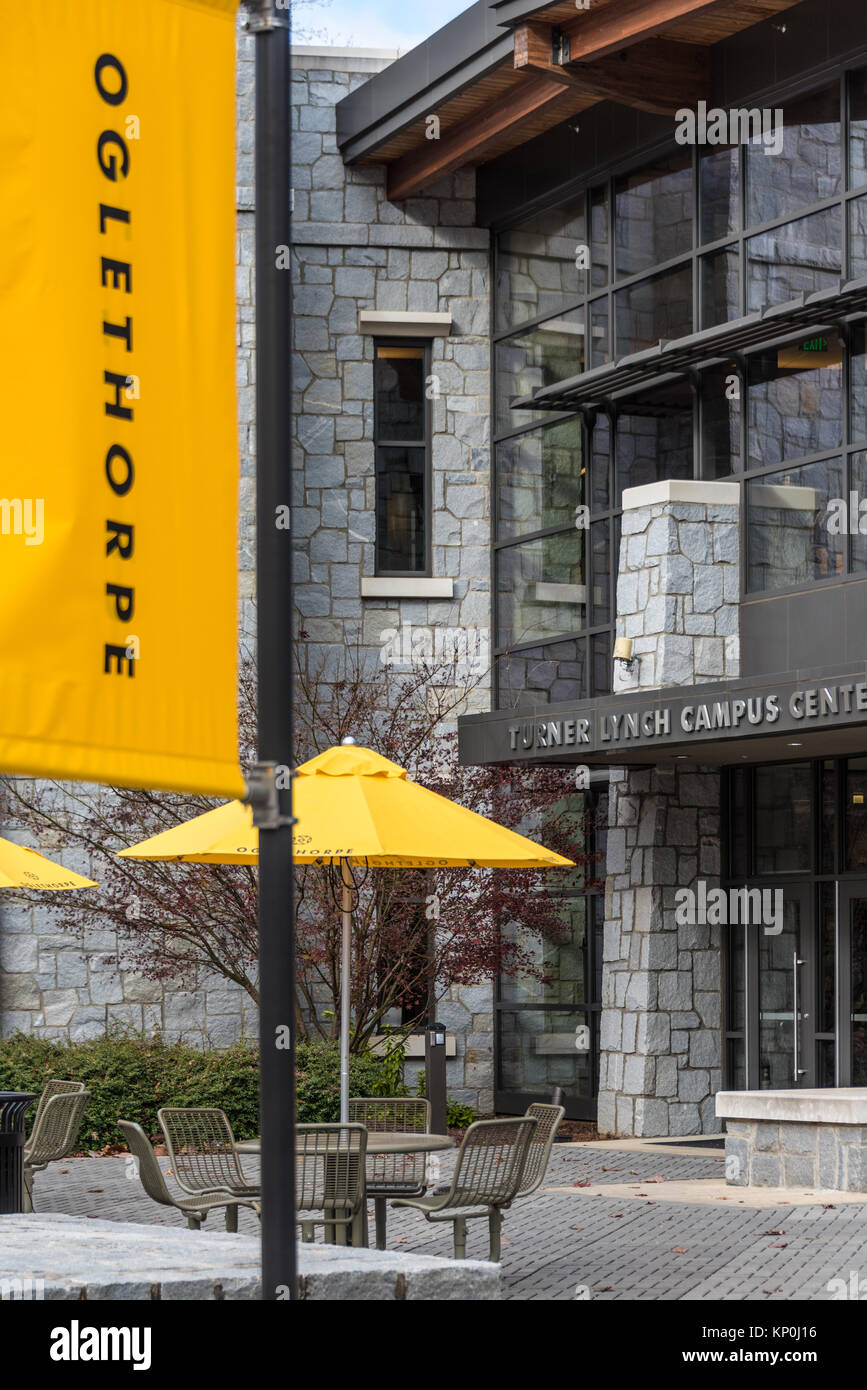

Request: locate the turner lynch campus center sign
(496, 674), (867, 763)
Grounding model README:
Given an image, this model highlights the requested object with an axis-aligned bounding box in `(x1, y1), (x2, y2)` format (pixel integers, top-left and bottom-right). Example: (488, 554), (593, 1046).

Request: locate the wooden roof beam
(514, 24), (708, 116)
(562, 0), (734, 62)
(386, 75), (575, 202)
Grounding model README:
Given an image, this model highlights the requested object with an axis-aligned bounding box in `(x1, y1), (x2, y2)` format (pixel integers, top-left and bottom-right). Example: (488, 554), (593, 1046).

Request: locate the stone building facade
(0, 37), (497, 1116)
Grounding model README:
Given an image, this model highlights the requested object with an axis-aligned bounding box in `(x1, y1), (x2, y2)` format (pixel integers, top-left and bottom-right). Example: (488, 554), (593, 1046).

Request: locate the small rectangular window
(374, 343), (429, 574)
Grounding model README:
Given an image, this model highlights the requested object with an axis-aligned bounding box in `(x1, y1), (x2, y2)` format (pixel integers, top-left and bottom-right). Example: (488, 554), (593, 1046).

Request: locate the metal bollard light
(426, 1020), (448, 1135)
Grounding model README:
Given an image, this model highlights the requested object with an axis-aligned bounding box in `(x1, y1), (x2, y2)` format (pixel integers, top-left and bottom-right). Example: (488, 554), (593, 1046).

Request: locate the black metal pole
(249, 0), (294, 1301)
(426, 895), (447, 1135)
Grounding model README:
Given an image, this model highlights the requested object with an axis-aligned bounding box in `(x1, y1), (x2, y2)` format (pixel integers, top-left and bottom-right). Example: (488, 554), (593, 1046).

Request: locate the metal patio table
(237, 1132), (455, 1246)
(0, 1092), (36, 1214)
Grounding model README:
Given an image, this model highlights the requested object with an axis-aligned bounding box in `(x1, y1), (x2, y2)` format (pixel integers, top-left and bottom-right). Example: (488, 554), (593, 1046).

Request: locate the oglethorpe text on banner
(0, 0), (243, 796)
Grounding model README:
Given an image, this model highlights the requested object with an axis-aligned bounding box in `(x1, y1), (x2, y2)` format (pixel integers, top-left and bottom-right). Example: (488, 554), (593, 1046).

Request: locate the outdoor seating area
(9, 1081), (563, 1263)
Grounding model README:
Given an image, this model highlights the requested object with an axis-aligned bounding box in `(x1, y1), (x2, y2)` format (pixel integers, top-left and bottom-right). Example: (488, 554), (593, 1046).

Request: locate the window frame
(373, 337), (433, 578)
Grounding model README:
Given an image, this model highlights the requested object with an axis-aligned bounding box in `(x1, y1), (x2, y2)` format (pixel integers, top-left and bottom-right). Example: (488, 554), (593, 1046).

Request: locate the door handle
(793, 952), (807, 1081)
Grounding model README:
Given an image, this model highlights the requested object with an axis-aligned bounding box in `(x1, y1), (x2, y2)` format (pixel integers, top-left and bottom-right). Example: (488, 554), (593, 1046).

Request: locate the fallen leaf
(769, 1242), (788, 1248)
(58, 1169), (68, 1175)
(823, 1204), (836, 1209)
(758, 1229), (785, 1236)
(570, 1226), (583, 1231)
(611, 1212), (623, 1218)
(763, 1288), (781, 1294)
(646, 1176), (665, 1183)
(599, 1166), (620, 1172)
(598, 1286), (616, 1292)
(671, 1248), (688, 1254)
(637, 1193), (649, 1197)
(86, 1189), (104, 1194)
(572, 1179), (591, 1187)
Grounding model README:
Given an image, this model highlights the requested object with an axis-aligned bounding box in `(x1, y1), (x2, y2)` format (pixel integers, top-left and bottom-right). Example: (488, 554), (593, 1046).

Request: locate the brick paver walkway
(28, 1143), (867, 1300)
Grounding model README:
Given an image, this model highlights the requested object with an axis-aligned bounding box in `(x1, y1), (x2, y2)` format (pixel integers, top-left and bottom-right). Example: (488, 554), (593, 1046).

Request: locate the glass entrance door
(754, 886), (815, 1089)
(725, 761), (867, 1091)
(838, 883), (867, 1085)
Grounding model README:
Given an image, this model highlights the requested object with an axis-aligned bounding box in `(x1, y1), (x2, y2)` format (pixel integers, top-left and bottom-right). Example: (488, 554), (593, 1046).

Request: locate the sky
(294, 0), (473, 52)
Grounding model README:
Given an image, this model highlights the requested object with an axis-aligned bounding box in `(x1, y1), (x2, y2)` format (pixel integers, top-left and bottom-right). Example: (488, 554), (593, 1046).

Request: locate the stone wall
(597, 764), (723, 1136)
(725, 1119), (867, 1191)
(597, 481), (740, 1136)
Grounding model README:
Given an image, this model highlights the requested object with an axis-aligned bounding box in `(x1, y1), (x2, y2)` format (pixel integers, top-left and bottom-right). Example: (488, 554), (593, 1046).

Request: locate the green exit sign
(801, 336), (829, 352)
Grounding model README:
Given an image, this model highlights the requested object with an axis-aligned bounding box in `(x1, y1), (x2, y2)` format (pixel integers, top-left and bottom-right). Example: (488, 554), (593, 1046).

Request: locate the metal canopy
(510, 276), (867, 412)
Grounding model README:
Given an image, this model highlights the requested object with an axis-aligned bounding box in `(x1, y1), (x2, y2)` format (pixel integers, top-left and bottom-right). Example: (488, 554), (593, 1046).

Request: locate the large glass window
(614, 264), (692, 356)
(374, 343), (429, 574)
(747, 456), (844, 592)
(497, 418), (583, 541)
(754, 763), (813, 873)
(495, 792), (605, 1118)
(747, 331), (843, 469)
(492, 69), (867, 699)
(700, 143), (740, 243)
(746, 84), (841, 226)
(746, 206), (842, 312)
(615, 383), (693, 503)
(850, 68), (867, 192)
(495, 313), (585, 434)
(496, 196), (588, 333)
(497, 531), (586, 649)
(614, 152), (693, 277)
(701, 363), (741, 478)
(701, 245), (740, 327)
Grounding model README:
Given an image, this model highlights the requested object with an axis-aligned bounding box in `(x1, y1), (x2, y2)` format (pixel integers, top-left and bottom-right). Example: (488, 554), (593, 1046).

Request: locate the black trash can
(0, 1092), (36, 1214)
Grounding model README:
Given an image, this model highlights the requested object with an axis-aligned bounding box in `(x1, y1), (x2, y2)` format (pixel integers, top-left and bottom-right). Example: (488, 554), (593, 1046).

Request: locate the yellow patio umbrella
(118, 742), (574, 1117)
(0, 836), (97, 890)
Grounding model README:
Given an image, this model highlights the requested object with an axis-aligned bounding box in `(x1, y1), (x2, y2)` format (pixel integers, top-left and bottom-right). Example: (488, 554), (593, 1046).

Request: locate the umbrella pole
(340, 857), (352, 1124)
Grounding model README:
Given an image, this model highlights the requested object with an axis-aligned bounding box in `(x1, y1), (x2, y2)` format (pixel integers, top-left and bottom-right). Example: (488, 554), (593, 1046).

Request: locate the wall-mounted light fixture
(613, 636), (636, 672)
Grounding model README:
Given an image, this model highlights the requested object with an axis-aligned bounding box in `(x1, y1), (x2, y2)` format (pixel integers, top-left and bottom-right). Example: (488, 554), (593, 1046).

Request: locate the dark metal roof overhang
(335, 1), (511, 163)
(458, 662), (867, 770)
(511, 276), (867, 413)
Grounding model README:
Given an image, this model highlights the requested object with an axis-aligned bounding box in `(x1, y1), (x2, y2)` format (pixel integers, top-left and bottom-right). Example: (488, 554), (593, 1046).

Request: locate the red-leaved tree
(1, 640), (601, 1049)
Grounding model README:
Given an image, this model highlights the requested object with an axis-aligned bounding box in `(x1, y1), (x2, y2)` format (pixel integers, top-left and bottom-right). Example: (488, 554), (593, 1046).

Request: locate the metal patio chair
(349, 1097), (431, 1250)
(296, 1122), (367, 1246)
(22, 1088), (91, 1212)
(516, 1102), (565, 1198)
(118, 1120), (260, 1232)
(157, 1107), (260, 1205)
(28, 1079), (85, 1130)
(392, 1115), (537, 1261)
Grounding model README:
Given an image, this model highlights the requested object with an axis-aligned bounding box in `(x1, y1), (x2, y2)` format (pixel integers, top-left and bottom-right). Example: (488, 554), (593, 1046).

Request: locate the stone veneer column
(597, 481), (740, 1137)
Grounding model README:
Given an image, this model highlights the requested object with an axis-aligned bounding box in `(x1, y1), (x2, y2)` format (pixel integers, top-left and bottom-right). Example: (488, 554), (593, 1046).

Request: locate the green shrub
(445, 1099), (478, 1129)
(0, 1031), (260, 1149)
(294, 1038), (407, 1123)
(0, 1031), (407, 1148)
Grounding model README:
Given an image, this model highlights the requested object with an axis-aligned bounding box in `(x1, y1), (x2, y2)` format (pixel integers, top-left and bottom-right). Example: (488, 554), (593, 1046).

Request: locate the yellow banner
(0, 0), (244, 797)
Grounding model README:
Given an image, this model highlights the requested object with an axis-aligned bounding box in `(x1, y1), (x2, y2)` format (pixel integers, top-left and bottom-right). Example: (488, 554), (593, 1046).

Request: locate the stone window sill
(361, 577), (454, 599)
(358, 310), (452, 338)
